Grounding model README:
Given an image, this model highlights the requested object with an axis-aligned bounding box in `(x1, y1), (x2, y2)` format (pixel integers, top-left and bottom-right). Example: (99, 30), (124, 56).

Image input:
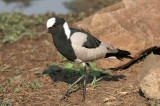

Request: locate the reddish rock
(73, 0), (160, 69)
(138, 54), (160, 99)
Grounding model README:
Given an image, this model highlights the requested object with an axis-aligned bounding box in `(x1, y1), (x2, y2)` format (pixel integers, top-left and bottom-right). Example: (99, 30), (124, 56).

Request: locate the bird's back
(70, 28), (109, 62)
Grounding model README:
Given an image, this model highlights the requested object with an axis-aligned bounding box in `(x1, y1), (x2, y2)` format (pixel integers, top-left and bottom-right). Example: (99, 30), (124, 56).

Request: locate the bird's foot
(60, 90), (70, 101)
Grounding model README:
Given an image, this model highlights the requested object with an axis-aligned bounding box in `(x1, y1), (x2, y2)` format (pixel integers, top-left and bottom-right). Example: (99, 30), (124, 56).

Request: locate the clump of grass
(9, 52), (15, 57)
(31, 46), (37, 53)
(78, 12), (86, 20)
(148, 98), (160, 106)
(7, 75), (21, 83)
(64, 0), (122, 13)
(30, 80), (43, 90)
(22, 80), (43, 90)
(57, 52), (111, 87)
(14, 88), (20, 93)
(34, 68), (43, 76)
(43, 65), (61, 79)
(0, 66), (10, 72)
(0, 98), (12, 106)
(0, 12), (44, 43)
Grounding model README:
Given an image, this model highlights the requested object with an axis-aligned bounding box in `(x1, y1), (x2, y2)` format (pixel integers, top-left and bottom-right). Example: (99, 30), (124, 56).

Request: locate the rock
(73, 0), (160, 69)
(138, 54), (160, 99)
(103, 96), (116, 103)
(119, 91), (128, 95)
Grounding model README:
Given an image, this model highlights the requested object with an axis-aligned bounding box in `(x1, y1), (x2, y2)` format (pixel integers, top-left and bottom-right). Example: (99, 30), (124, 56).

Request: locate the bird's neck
(63, 22), (71, 39)
(50, 22), (71, 40)
(51, 25), (70, 47)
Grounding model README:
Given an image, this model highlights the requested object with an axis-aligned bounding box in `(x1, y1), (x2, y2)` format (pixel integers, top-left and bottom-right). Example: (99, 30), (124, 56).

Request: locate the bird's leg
(66, 74), (84, 93)
(86, 63), (93, 72)
(61, 63), (92, 101)
(83, 63), (93, 102)
(83, 64), (87, 102)
(61, 73), (85, 101)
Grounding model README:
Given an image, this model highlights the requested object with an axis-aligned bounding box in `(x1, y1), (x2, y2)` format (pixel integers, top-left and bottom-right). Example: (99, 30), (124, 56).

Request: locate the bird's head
(46, 17), (65, 33)
(43, 17), (71, 39)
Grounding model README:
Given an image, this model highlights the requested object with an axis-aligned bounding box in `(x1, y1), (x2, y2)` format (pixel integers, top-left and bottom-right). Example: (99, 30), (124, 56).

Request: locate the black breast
(52, 30), (77, 61)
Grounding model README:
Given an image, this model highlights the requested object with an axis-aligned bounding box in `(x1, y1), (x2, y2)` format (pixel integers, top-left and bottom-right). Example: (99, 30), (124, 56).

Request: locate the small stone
(119, 92), (128, 95)
(103, 96), (116, 103)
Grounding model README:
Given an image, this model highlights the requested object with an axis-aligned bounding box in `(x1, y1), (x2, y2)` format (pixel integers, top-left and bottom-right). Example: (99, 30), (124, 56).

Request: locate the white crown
(47, 17), (56, 28)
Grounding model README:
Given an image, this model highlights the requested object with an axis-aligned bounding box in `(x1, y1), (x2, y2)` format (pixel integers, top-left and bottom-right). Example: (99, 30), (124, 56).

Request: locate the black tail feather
(105, 49), (132, 60)
(116, 49), (133, 60)
(117, 49), (131, 55)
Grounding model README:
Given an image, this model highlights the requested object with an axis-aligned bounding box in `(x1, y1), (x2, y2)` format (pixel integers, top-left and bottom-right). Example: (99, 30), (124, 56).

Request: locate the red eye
(53, 25), (56, 27)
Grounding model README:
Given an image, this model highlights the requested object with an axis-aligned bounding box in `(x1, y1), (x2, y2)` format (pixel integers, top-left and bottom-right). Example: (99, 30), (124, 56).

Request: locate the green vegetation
(55, 52), (111, 87)
(148, 98), (160, 106)
(0, 0), (123, 104)
(64, 0), (122, 13)
(0, 10), (88, 44)
(31, 46), (37, 53)
(0, 98), (12, 106)
(0, 0), (122, 44)
(43, 52), (111, 87)
(14, 88), (20, 93)
(29, 80), (43, 90)
(0, 66), (10, 72)
(0, 12), (45, 43)
(34, 68), (43, 76)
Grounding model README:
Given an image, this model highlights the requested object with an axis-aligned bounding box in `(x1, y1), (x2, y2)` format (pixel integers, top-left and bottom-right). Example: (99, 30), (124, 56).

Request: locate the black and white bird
(44, 17), (132, 102)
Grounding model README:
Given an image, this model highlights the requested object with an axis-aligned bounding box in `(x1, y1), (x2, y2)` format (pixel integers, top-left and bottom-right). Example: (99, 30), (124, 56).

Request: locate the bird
(43, 17), (132, 102)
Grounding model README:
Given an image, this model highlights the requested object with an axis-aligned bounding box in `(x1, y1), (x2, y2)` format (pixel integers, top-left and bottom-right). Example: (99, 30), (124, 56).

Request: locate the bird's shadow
(42, 65), (126, 84)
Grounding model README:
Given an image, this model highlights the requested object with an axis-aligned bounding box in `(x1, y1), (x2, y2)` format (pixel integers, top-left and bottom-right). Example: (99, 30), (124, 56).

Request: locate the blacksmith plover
(44, 17), (132, 102)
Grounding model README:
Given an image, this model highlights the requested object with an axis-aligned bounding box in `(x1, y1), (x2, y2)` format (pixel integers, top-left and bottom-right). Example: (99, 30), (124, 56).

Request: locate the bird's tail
(105, 49), (132, 60)
(115, 49), (132, 60)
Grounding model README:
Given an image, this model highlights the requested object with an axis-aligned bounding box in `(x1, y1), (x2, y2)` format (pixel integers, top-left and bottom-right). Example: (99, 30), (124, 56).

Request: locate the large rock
(138, 54), (160, 99)
(73, 0), (160, 69)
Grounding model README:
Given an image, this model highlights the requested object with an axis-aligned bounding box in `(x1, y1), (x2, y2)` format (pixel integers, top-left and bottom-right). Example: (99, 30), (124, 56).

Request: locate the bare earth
(0, 36), (148, 106)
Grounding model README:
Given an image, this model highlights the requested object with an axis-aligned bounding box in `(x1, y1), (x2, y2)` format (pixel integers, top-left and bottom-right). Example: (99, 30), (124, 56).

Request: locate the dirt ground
(0, 35), (149, 106)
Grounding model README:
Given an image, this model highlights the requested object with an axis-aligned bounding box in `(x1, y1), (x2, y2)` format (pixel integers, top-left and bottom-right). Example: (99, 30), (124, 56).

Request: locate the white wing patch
(63, 22), (71, 39)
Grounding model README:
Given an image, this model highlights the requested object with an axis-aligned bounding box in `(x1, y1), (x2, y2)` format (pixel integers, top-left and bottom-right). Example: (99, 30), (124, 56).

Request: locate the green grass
(0, 12), (45, 43)
(7, 75), (22, 83)
(148, 98), (160, 106)
(0, 66), (10, 72)
(34, 68), (43, 76)
(9, 52), (15, 57)
(57, 52), (111, 87)
(64, 0), (122, 13)
(29, 80), (43, 90)
(0, 0), (122, 44)
(14, 88), (20, 93)
(0, 98), (12, 106)
(31, 46), (37, 53)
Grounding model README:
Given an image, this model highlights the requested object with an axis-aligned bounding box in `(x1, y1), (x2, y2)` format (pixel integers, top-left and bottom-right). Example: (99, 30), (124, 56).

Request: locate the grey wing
(70, 28), (101, 48)
(82, 33), (101, 48)
(70, 31), (118, 62)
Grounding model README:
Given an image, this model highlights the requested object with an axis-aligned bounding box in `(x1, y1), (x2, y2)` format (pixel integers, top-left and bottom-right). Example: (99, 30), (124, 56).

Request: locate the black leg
(83, 64), (87, 102)
(83, 63), (93, 102)
(86, 63), (93, 72)
(61, 63), (92, 102)
(61, 74), (85, 101)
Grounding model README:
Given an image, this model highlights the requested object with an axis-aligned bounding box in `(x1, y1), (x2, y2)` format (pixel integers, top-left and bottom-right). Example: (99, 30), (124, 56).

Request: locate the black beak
(42, 29), (48, 35)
